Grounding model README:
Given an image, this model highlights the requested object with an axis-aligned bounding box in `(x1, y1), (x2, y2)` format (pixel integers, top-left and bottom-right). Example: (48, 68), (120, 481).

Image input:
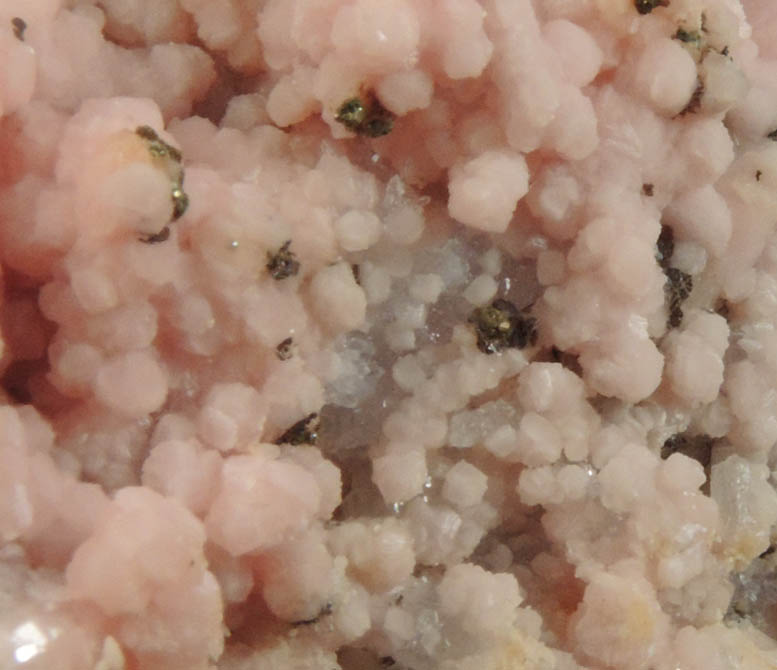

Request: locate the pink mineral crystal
(1, 0), (777, 669)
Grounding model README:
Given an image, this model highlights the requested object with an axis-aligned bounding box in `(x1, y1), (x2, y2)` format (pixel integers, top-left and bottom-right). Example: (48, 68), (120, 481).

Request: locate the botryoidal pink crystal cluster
(0, 0), (776, 668)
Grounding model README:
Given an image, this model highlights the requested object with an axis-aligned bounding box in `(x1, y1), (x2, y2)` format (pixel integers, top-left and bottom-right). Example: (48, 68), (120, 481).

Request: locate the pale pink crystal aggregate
(0, 1), (776, 670)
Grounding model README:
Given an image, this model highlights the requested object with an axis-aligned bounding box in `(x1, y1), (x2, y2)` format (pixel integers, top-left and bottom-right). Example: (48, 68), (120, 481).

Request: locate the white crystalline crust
(0, 1), (776, 670)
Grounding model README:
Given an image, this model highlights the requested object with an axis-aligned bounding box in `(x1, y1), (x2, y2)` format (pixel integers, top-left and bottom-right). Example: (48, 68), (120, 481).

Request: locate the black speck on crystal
(469, 299), (537, 354)
(362, 115), (394, 138)
(139, 226), (170, 244)
(335, 95), (394, 138)
(135, 126), (183, 163)
(661, 432), (713, 466)
(276, 337), (294, 361)
(171, 187), (189, 220)
(656, 224), (674, 269)
(635, 0), (669, 15)
(165, 144), (183, 163)
(673, 28), (701, 45)
(664, 267), (693, 329)
(267, 240), (300, 280)
(274, 412), (319, 445)
(292, 601), (333, 626)
(136, 126), (188, 223)
(679, 78), (704, 116)
(11, 17), (26, 41)
(136, 125), (158, 141)
(335, 98), (367, 131)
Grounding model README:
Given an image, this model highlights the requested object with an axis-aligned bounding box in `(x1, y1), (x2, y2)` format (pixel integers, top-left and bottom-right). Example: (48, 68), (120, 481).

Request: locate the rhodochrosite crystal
(0, 1), (776, 669)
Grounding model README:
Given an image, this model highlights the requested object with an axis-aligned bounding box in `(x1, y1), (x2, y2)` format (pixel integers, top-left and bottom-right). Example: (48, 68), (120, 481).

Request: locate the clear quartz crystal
(325, 333), (384, 409)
